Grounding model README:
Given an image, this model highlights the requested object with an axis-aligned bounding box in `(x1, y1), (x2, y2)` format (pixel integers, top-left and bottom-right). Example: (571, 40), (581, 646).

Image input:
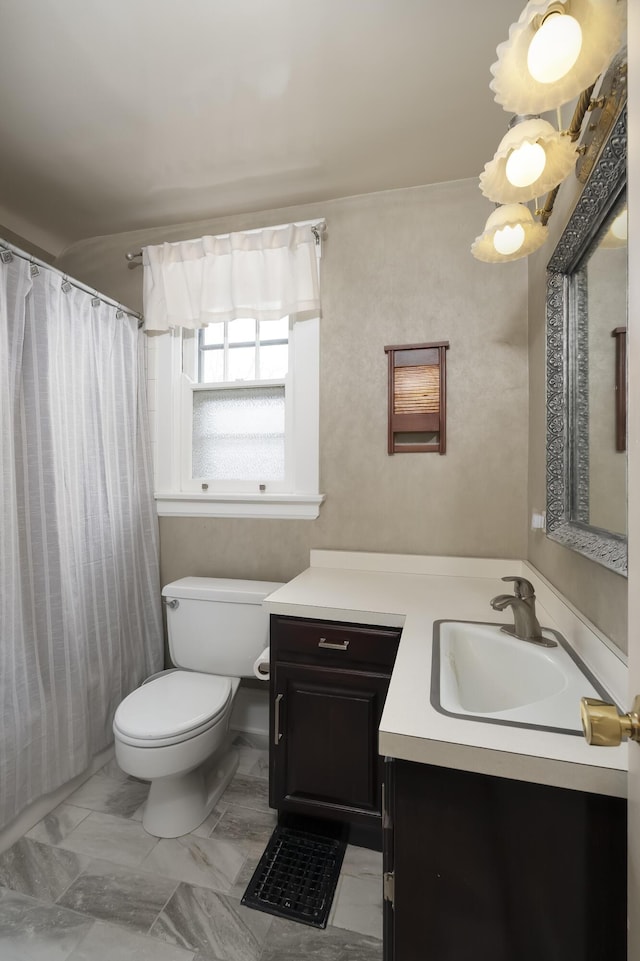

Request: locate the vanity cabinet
(269, 614), (401, 843)
(384, 758), (627, 961)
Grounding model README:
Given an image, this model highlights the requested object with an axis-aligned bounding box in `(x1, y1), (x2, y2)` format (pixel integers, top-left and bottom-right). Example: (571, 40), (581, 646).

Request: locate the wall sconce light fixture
(480, 116), (578, 204)
(490, 0), (624, 115)
(472, 203), (548, 263)
(473, 1), (624, 264)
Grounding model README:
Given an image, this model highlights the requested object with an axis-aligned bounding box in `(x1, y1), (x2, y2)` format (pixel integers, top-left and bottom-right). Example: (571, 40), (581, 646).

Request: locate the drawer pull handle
(318, 637), (350, 651)
(274, 693), (283, 745)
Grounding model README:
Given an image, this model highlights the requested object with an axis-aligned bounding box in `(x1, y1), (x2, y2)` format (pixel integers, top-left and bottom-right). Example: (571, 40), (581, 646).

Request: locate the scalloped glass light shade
(489, 0), (625, 114)
(471, 204), (548, 263)
(480, 118), (578, 204)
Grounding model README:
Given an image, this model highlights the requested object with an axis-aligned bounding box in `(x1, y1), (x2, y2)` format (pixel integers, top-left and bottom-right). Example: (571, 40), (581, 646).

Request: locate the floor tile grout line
(0, 834), (90, 907)
(52, 817), (163, 874)
(25, 803), (93, 846)
(1, 884), (102, 938)
(64, 919), (200, 961)
(54, 868), (185, 951)
(141, 876), (184, 941)
(50, 852), (92, 906)
(60, 915), (98, 961)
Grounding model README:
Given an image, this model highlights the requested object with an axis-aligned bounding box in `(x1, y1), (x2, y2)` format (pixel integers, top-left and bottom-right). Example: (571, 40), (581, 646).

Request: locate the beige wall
(57, 179), (530, 588)
(527, 182), (628, 654)
(0, 223), (55, 263)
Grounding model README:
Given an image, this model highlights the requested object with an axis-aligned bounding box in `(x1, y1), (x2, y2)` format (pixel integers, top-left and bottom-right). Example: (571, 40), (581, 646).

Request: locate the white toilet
(113, 576), (282, 838)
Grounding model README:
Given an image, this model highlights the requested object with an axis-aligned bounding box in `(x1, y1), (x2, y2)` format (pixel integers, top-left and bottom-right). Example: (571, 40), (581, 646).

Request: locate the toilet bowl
(112, 576), (282, 838)
(114, 670), (239, 837)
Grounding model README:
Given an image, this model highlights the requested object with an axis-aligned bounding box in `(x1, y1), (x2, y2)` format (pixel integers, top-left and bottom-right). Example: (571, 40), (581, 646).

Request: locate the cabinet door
(271, 662), (390, 823)
(389, 760), (626, 961)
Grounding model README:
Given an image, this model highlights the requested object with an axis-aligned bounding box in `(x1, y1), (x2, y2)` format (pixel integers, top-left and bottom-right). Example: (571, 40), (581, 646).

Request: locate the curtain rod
(124, 220), (326, 269)
(0, 238), (143, 326)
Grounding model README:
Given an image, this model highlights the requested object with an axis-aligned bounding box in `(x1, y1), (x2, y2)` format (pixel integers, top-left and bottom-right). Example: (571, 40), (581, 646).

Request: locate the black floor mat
(241, 823), (346, 928)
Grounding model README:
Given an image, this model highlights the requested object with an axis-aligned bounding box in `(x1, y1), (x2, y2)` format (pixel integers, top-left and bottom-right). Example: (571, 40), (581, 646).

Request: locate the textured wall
(527, 182), (628, 654)
(0, 223), (55, 263)
(57, 180), (530, 591)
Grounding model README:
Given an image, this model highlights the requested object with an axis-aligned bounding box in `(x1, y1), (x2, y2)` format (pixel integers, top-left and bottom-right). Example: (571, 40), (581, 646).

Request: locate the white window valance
(142, 221), (323, 332)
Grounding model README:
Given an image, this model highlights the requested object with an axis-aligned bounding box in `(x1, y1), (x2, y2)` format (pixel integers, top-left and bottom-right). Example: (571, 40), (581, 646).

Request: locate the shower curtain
(0, 253), (163, 831)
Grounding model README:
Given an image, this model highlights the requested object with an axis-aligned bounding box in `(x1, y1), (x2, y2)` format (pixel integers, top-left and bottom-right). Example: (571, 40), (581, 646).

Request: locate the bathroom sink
(432, 620), (613, 735)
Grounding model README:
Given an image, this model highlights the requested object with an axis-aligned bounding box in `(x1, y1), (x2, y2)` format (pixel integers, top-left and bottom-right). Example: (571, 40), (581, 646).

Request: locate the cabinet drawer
(271, 615), (401, 670)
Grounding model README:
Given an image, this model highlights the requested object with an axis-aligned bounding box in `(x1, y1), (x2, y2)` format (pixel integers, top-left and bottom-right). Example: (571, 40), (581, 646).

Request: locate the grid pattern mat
(241, 824), (346, 928)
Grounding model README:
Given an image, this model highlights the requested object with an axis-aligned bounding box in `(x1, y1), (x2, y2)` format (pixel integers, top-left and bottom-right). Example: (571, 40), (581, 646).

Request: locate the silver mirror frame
(545, 97), (627, 576)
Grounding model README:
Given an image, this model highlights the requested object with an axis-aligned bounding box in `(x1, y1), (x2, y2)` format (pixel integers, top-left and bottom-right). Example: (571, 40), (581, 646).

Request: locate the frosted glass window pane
(228, 318), (256, 344)
(259, 344), (288, 379)
(202, 323), (224, 346)
(192, 387), (285, 480)
(201, 350), (224, 383)
(228, 346), (256, 381)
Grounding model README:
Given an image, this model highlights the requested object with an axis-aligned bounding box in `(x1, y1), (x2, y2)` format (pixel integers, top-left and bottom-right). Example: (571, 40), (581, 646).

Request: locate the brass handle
(318, 637), (350, 651)
(580, 695), (640, 746)
(274, 693), (283, 746)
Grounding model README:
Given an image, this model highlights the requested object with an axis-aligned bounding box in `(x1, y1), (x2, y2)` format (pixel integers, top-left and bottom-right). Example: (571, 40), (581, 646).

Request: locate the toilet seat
(113, 671), (233, 748)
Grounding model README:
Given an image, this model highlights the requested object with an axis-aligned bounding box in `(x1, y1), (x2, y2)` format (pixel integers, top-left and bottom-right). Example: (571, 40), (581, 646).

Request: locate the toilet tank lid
(162, 576), (284, 604)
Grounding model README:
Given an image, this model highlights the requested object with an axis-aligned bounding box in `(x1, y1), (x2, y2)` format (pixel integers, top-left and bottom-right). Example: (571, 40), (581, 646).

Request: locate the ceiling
(0, 0), (521, 256)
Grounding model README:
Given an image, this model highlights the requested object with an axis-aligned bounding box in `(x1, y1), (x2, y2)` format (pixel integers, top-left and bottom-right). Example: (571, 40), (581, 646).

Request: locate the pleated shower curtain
(0, 254), (163, 831)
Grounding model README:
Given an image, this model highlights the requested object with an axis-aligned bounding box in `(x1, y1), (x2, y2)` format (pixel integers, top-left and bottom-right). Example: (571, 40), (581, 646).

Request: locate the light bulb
(493, 223), (525, 255)
(611, 210), (628, 241)
(527, 12), (583, 84)
(505, 140), (547, 188)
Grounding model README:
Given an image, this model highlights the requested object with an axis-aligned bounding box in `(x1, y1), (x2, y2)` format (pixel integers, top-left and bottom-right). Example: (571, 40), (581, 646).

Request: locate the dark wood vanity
(265, 579), (627, 960)
(383, 758), (627, 961)
(268, 614), (401, 846)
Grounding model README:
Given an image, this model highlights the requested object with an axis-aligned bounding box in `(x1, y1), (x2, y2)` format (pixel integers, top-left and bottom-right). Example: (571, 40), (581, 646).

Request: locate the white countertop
(264, 550), (628, 798)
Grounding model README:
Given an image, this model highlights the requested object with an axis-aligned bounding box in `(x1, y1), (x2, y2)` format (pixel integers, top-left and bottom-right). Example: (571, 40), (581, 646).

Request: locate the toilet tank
(162, 577), (283, 676)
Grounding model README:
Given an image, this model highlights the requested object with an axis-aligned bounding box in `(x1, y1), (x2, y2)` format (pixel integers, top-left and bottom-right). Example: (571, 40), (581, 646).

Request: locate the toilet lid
(114, 671), (232, 741)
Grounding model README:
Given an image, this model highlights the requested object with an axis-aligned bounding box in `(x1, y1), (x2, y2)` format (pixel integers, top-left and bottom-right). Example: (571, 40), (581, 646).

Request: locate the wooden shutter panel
(384, 342), (449, 454)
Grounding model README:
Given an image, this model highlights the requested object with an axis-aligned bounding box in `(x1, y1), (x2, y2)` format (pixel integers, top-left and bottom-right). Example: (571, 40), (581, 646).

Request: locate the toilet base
(142, 747), (239, 838)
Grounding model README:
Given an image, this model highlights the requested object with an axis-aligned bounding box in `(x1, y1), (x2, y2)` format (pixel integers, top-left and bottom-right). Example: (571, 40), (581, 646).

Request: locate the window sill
(155, 492), (325, 520)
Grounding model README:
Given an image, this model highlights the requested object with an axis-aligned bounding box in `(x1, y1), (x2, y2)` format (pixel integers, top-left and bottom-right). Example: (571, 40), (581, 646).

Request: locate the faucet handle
(501, 575), (535, 599)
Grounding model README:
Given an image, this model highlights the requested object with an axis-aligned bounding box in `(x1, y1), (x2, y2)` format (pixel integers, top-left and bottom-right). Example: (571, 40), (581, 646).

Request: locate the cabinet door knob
(580, 695), (640, 746)
(318, 637), (350, 651)
(274, 693), (284, 746)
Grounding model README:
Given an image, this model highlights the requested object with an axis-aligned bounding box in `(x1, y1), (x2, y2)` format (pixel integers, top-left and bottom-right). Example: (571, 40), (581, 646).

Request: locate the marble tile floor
(0, 734), (383, 961)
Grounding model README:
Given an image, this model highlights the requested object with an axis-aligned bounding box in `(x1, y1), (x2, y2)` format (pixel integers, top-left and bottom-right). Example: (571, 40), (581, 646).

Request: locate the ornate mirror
(546, 58), (627, 575)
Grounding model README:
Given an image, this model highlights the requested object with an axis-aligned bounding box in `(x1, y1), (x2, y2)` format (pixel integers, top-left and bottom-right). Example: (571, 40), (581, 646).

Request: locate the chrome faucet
(490, 576), (556, 648)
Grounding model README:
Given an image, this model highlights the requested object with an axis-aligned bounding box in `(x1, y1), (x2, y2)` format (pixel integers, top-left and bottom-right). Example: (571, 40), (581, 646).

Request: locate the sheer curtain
(143, 221), (323, 331)
(0, 254), (163, 830)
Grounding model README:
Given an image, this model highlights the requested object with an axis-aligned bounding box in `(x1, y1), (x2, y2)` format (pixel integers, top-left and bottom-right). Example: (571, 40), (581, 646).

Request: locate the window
(151, 314), (322, 519)
(186, 317), (289, 491)
(144, 219), (324, 519)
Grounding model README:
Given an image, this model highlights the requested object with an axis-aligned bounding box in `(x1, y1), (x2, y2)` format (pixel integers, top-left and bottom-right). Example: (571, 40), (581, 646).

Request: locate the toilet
(113, 576), (282, 838)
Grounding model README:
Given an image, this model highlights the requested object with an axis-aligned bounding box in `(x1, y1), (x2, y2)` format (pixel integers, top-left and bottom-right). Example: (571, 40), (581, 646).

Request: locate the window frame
(151, 314), (323, 519)
(181, 318), (292, 493)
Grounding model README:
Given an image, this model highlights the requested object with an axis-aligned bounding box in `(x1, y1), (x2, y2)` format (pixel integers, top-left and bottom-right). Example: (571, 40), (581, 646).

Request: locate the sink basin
(432, 620), (612, 735)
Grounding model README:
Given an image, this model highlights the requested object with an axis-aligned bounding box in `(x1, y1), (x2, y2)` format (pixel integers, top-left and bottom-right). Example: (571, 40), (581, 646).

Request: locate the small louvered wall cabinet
(384, 341), (449, 454)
